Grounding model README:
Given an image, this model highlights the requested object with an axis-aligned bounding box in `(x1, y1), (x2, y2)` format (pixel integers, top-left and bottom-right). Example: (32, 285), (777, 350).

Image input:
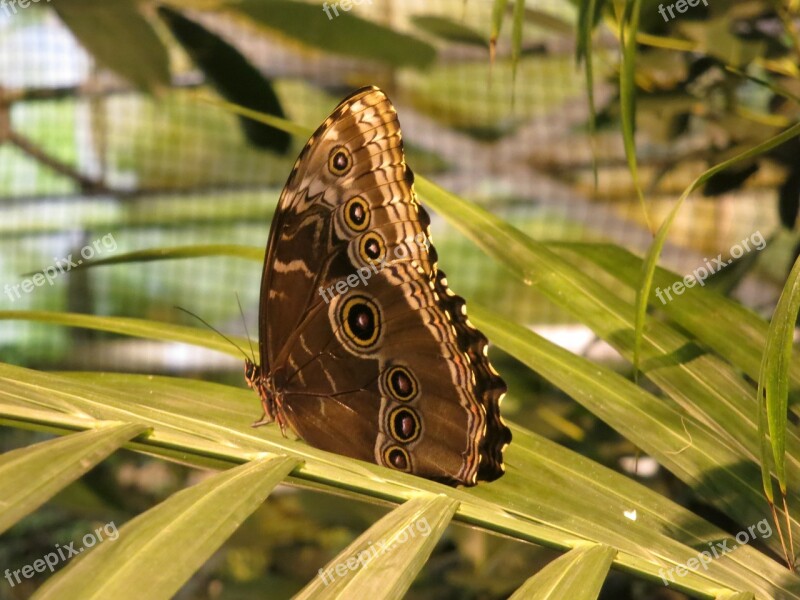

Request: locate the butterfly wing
(256, 86), (510, 486)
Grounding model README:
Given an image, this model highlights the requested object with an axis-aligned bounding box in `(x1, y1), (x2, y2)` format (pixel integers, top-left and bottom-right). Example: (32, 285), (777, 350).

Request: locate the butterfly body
(246, 86), (510, 486)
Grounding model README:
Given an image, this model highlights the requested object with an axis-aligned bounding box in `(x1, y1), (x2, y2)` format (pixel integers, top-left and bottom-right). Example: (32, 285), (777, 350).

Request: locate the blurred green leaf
(524, 7), (575, 35)
(234, 0), (436, 69)
(511, 0), (526, 97)
(53, 0), (170, 93)
(0, 310), (245, 356)
(702, 163), (760, 196)
(490, 0), (509, 61)
(576, 0), (604, 186)
(411, 15), (486, 47)
(158, 6), (291, 153)
(633, 120), (800, 374)
(619, 0), (647, 227)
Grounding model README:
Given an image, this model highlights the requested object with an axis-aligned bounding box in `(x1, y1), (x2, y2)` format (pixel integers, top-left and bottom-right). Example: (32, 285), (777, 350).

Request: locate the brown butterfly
(245, 86), (510, 486)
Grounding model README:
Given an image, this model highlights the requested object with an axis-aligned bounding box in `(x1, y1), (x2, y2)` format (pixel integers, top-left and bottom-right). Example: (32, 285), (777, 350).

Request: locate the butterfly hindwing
(250, 86), (510, 486)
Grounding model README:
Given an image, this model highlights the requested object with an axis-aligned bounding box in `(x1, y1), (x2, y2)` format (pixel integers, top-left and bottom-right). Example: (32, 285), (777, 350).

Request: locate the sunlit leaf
(508, 544), (616, 600)
(34, 455), (299, 599)
(0, 423), (148, 534)
(758, 254), (800, 496)
(1, 362), (795, 597)
(295, 494), (458, 599)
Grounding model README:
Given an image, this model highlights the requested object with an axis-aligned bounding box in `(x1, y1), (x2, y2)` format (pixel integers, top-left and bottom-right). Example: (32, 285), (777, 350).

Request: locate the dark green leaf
(158, 6), (291, 153)
(778, 168), (800, 229)
(702, 163), (760, 196)
(411, 15), (486, 47)
(235, 0), (436, 69)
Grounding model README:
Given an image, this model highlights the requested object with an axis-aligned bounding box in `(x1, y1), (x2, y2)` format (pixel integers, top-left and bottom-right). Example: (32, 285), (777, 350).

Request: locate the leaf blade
(508, 544), (616, 600)
(33, 455), (300, 600)
(1, 364), (796, 598)
(157, 6), (291, 153)
(295, 494), (458, 599)
(0, 423), (148, 534)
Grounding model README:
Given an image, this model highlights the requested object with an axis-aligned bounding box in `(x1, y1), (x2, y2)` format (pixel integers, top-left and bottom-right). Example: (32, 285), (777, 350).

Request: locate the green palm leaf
(33, 456), (298, 600)
(508, 544), (616, 600)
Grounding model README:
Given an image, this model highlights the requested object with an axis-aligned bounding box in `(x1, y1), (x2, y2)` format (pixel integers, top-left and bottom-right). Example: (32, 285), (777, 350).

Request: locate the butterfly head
(244, 358), (260, 389)
(245, 359), (284, 431)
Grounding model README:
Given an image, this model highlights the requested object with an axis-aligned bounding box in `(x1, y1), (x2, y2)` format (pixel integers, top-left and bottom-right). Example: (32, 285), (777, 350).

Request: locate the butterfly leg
(251, 412), (272, 428)
(252, 404), (289, 437)
(275, 412), (288, 437)
(251, 392), (275, 428)
(251, 388), (289, 438)
(273, 396), (289, 437)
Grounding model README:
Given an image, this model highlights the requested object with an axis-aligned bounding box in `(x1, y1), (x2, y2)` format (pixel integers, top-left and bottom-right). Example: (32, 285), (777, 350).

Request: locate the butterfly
(245, 86), (510, 486)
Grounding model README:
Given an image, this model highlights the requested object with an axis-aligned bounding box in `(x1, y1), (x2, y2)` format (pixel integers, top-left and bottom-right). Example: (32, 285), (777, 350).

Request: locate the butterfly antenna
(174, 306), (251, 362)
(235, 292), (257, 363)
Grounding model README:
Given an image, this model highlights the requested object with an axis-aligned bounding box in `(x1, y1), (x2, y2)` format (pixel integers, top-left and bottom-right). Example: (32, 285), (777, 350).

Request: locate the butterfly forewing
(252, 86), (510, 486)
